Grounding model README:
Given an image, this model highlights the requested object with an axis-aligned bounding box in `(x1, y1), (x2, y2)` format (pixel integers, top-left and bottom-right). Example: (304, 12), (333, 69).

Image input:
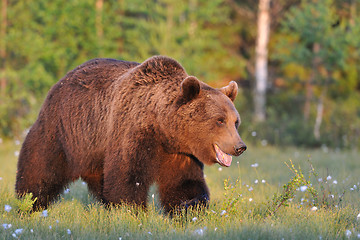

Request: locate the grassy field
(0, 139), (359, 239)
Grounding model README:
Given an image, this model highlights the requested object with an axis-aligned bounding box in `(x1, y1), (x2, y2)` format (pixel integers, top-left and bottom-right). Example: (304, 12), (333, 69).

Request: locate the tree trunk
(0, 0), (7, 96)
(304, 43), (320, 121)
(95, 0), (103, 55)
(313, 89), (325, 140)
(303, 78), (312, 121)
(254, 0), (271, 122)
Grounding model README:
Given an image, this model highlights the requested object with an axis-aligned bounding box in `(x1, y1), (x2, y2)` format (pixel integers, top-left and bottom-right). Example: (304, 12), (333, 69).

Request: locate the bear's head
(176, 76), (247, 167)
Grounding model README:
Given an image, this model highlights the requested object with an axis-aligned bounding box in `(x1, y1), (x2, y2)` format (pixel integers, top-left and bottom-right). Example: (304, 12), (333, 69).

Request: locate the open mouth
(214, 144), (232, 167)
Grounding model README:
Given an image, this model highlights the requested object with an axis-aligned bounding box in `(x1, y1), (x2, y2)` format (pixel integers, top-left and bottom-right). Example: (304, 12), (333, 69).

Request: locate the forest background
(0, 0), (359, 149)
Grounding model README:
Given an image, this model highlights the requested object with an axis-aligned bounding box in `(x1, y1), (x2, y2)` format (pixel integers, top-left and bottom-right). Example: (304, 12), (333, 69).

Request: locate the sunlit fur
(15, 56), (246, 213)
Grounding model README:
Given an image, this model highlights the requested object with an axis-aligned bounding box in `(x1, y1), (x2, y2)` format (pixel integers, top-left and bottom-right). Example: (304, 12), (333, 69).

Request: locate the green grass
(1, 139), (359, 239)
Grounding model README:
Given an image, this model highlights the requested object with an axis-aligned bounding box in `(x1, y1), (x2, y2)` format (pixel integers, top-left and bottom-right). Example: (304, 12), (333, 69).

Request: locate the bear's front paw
(180, 194), (209, 209)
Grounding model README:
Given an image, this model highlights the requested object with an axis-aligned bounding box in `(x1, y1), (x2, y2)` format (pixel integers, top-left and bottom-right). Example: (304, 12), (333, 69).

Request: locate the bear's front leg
(159, 178), (210, 214)
(157, 154), (210, 214)
(102, 147), (154, 209)
(179, 190), (209, 209)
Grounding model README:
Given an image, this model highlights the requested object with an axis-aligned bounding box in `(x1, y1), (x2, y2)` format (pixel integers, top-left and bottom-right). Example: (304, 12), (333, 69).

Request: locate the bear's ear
(220, 81), (238, 102)
(181, 76), (201, 101)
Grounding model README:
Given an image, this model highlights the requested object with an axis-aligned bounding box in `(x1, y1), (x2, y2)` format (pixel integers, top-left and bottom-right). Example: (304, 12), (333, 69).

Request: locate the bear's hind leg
(16, 128), (71, 209)
(82, 170), (104, 201)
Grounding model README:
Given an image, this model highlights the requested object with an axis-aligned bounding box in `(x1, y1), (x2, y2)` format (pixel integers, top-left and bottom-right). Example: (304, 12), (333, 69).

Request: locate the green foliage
(0, 0), (247, 138)
(275, 0), (350, 73)
(15, 193), (37, 214)
(267, 159), (352, 218)
(119, 0), (245, 81)
(222, 179), (244, 215)
(268, 0), (360, 148)
(267, 160), (317, 216)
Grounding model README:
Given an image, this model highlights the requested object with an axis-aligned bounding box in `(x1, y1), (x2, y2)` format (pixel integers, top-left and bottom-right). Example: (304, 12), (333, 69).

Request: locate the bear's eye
(235, 119), (240, 128)
(217, 117), (225, 126)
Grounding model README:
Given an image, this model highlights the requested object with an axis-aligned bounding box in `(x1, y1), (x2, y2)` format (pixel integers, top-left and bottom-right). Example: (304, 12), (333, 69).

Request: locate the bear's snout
(234, 143), (247, 156)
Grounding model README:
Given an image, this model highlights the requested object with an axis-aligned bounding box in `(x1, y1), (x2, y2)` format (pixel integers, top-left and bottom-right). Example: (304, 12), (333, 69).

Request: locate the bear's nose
(234, 143), (247, 156)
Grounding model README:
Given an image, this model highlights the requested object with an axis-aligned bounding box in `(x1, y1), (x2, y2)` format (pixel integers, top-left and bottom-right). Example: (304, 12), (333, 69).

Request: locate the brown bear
(15, 56), (246, 213)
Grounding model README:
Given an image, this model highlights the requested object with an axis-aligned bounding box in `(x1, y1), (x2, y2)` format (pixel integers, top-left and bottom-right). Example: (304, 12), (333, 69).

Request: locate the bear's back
(62, 58), (140, 90)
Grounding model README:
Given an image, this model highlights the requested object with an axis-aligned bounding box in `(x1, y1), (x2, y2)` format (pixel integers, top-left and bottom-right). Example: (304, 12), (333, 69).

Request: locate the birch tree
(254, 0), (270, 122)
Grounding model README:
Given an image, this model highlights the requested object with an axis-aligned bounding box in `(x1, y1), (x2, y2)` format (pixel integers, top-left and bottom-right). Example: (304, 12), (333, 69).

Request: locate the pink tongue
(215, 145), (232, 167)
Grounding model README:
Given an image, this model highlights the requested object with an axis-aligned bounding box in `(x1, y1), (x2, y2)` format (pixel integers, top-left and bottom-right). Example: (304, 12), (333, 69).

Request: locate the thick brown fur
(15, 56), (246, 213)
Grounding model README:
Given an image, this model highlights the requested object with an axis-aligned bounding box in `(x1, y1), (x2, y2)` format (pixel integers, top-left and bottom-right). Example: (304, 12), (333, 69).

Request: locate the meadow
(0, 139), (359, 239)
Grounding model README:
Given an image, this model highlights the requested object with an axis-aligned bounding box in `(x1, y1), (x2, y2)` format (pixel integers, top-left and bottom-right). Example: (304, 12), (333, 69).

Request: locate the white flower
(311, 206), (318, 211)
(152, 194), (155, 199)
(148, 232), (152, 235)
(357, 233), (360, 238)
(192, 217), (197, 222)
(30, 229), (33, 233)
(218, 167), (222, 171)
(262, 179), (266, 183)
(2, 223), (12, 229)
(357, 213), (360, 220)
(261, 140), (268, 146)
(4, 204), (12, 212)
(14, 151), (20, 157)
(318, 178), (323, 182)
(15, 140), (21, 145)
(300, 186), (308, 192)
(354, 185), (357, 189)
(41, 210), (48, 217)
(254, 179), (259, 184)
(333, 180), (338, 184)
(49, 225), (52, 230)
(0, 177), (2, 180)
(14, 229), (23, 235)
(326, 176), (332, 181)
(220, 210), (227, 216)
(249, 198), (253, 202)
(193, 228), (204, 236)
(251, 163), (259, 168)
(345, 230), (351, 238)
(12, 233), (17, 238)
(64, 188), (70, 194)
(248, 187), (253, 191)
(251, 131), (257, 137)
(136, 182), (140, 186)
